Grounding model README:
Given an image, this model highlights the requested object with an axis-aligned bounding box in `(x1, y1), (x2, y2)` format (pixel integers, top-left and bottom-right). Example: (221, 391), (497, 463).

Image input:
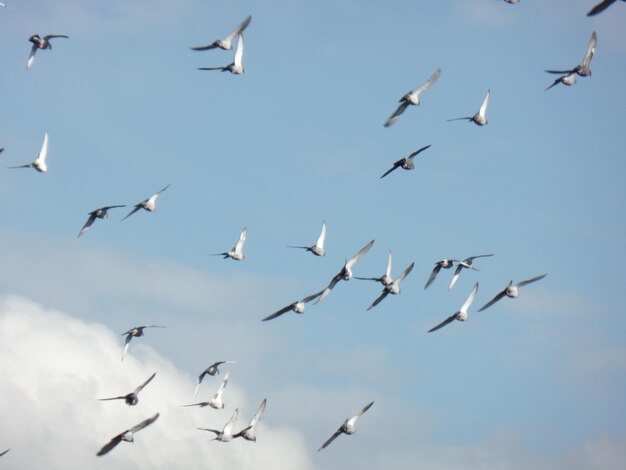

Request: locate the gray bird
(194, 361), (237, 397)
(121, 184), (170, 221)
(588, 0), (625, 16)
(546, 31), (596, 77)
(384, 69), (441, 127)
(287, 221), (327, 256)
(27, 34), (68, 69)
(366, 262), (414, 311)
(424, 259), (457, 289)
(478, 274), (547, 312)
(198, 33), (245, 74)
(121, 325), (166, 361)
(379, 145), (431, 178)
(191, 15), (251, 51)
(428, 282), (479, 333)
(318, 401), (374, 451)
(77, 205), (126, 238)
(448, 90), (490, 126)
(96, 413), (159, 456)
(99, 372), (156, 406)
(262, 290), (324, 321)
(449, 254), (493, 291)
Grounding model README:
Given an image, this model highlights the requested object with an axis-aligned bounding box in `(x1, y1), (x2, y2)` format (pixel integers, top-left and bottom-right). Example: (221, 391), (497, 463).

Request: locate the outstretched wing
(516, 273), (547, 288)
(346, 240), (375, 269)
(380, 160), (403, 179)
(249, 398), (267, 427)
(460, 282), (479, 313)
(233, 33), (244, 68)
(27, 44), (38, 69)
(428, 314), (457, 333)
(121, 204), (142, 221)
(582, 31), (597, 69)
(129, 413), (159, 434)
(384, 101), (409, 127)
(36, 133), (49, 165)
(587, 0), (618, 16)
(478, 89), (490, 118)
(316, 221), (327, 250)
(366, 290), (389, 311)
(415, 68), (441, 96)
(318, 427), (343, 451)
(77, 213), (97, 238)
(478, 288), (507, 312)
(424, 264), (443, 289)
(396, 262), (414, 284)
(134, 372), (157, 395)
(262, 304), (294, 321)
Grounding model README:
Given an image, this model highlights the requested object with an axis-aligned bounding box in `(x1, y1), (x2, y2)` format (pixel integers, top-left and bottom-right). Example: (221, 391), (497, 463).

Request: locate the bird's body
(380, 145), (432, 179)
(191, 15), (251, 51)
(193, 361), (237, 397)
(288, 221), (326, 256)
(186, 372), (229, 409)
(428, 283), (479, 333)
(366, 262), (414, 311)
(424, 259), (457, 289)
(384, 69), (440, 127)
(478, 274), (547, 311)
(122, 185), (170, 221)
(263, 290), (323, 321)
(96, 414), (159, 456)
(99, 372), (156, 406)
(27, 34), (68, 69)
(448, 90), (490, 126)
(121, 325), (165, 361)
(198, 33), (245, 74)
(77, 205), (126, 238)
(318, 401), (374, 451)
(8, 133), (49, 173)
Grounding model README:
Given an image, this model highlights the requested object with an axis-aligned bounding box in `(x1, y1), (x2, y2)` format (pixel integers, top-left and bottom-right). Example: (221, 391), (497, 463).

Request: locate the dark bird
(318, 401), (374, 451)
(384, 68), (441, 127)
(99, 372), (156, 406)
(428, 283), (479, 333)
(587, 0), (625, 16)
(424, 259), (457, 289)
(121, 325), (166, 361)
(77, 205), (126, 238)
(0, 449), (9, 457)
(194, 361), (237, 397)
(449, 254), (493, 291)
(262, 290), (324, 321)
(380, 145), (431, 178)
(478, 274), (547, 312)
(546, 31), (596, 77)
(448, 89), (490, 126)
(366, 262), (414, 311)
(121, 184), (170, 221)
(27, 34), (68, 69)
(96, 413), (159, 456)
(191, 15), (251, 51)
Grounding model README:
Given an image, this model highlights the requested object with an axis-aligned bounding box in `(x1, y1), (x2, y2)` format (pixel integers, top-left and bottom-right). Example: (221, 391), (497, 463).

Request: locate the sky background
(1, 0), (625, 468)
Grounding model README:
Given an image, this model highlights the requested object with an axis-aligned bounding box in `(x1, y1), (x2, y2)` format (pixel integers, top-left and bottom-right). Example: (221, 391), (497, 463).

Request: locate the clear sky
(0, 1), (625, 469)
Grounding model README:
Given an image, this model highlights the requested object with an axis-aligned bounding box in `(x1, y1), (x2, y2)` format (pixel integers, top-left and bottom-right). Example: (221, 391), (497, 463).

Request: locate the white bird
(7, 133), (49, 172)
(121, 184), (170, 221)
(355, 250), (394, 287)
(96, 413), (159, 456)
(428, 282), (479, 333)
(318, 401), (374, 451)
(262, 290), (324, 321)
(241, 398), (267, 442)
(546, 31), (596, 77)
(191, 15), (252, 51)
(424, 259), (457, 289)
(27, 34), (68, 69)
(287, 221), (327, 256)
(588, 0), (625, 16)
(448, 89), (490, 126)
(212, 226), (247, 260)
(99, 372), (157, 406)
(185, 372), (230, 409)
(478, 274), (547, 312)
(194, 361), (237, 397)
(379, 145), (432, 178)
(384, 68), (441, 127)
(315, 240), (375, 304)
(366, 262), (414, 311)
(449, 254), (493, 291)
(77, 205), (126, 238)
(197, 408), (251, 442)
(121, 325), (166, 361)
(198, 33), (245, 74)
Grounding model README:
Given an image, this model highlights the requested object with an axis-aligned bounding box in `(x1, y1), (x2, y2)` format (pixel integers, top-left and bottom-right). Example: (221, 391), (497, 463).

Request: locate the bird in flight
(262, 290), (324, 321)
(380, 145), (431, 179)
(212, 226), (247, 260)
(384, 68), (441, 127)
(191, 15), (252, 51)
(122, 185), (170, 221)
(428, 282), (479, 333)
(366, 262), (414, 311)
(478, 274), (547, 312)
(287, 221), (327, 256)
(99, 372), (157, 406)
(77, 205), (126, 238)
(448, 89), (490, 126)
(355, 250), (394, 287)
(198, 33), (245, 74)
(197, 408), (251, 442)
(121, 325), (166, 361)
(587, 0), (625, 16)
(185, 372), (230, 409)
(318, 401), (374, 451)
(7, 133), (49, 173)
(27, 34), (68, 69)
(546, 31), (596, 78)
(96, 413), (159, 456)
(241, 398), (267, 442)
(545, 73), (577, 91)
(424, 259), (457, 289)
(449, 254), (493, 291)
(194, 361), (237, 397)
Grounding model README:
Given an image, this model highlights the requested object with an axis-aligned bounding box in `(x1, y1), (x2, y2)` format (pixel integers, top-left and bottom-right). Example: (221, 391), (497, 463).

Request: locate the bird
(198, 32), (245, 74)
(449, 254), (493, 291)
(546, 31), (596, 77)
(448, 89), (490, 126)
(424, 259), (457, 289)
(77, 205), (126, 238)
(197, 408), (251, 442)
(366, 262), (414, 311)
(194, 361), (237, 397)
(262, 290), (324, 321)
(185, 372), (230, 409)
(315, 239), (375, 304)
(7, 133), (49, 173)
(0, 449), (9, 457)
(241, 398), (267, 442)
(0, 148), (4, 154)
(318, 401), (374, 451)
(96, 413), (159, 456)
(478, 274), (547, 312)
(121, 184), (170, 221)
(379, 145), (431, 178)
(27, 34), (68, 69)
(191, 15), (252, 51)
(545, 73), (577, 91)
(287, 221), (327, 256)
(500, 0), (520, 3)
(355, 250), (394, 287)
(384, 68), (441, 127)
(212, 226), (247, 260)
(428, 282), (479, 333)
(99, 372), (157, 406)
(121, 325), (166, 361)
(0, 3), (9, 8)
(588, 0), (625, 15)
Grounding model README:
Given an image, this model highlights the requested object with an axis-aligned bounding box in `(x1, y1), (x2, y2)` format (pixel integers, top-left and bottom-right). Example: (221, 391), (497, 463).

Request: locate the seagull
(121, 184), (170, 221)
(545, 73), (577, 91)
(428, 282), (479, 333)
(448, 89), (490, 126)
(185, 372), (230, 409)
(546, 31), (596, 77)
(27, 34), (68, 69)
(197, 408), (251, 442)
(99, 372), (156, 406)
(194, 361), (237, 397)
(212, 226), (247, 260)
(191, 15), (252, 51)
(0, 449), (9, 457)
(198, 33), (245, 74)
(366, 262), (414, 311)
(96, 413), (159, 456)
(121, 325), (166, 362)
(588, 0), (625, 15)
(355, 250), (394, 287)
(262, 290), (324, 321)
(7, 133), (48, 172)
(478, 274), (547, 312)
(384, 68), (441, 127)
(315, 239), (375, 304)
(424, 259), (457, 289)
(380, 145), (431, 178)
(77, 205), (126, 238)
(287, 221), (327, 256)
(449, 254), (493, 291)
(318, 401), (374, 451)
(241, 398), (267, 442)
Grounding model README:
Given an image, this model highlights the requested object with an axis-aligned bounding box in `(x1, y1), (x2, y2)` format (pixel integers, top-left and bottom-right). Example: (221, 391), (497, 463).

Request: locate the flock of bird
(0, 0), (621, 464)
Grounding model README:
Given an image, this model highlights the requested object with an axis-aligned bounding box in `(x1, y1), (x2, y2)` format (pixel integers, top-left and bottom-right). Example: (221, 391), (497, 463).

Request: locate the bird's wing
(357, 400), (374, 416)
(36, 133), (49, 165)
(302, 289), (324, 303)
(366, 290), (389, 311)
(449, 264), (463, 290)
(587, 0), (618, 16)
(223, 408), (239, 434)
(346, 239), (375, 269)
(234, 226), (247, 254)
(102, 204), (126, 211)
(129, 413), (159, 434)
(478, 288), (507, 312)
(0, 449), (9, 457)
(262, 304), (294, 321)
(77, 213), (97, 238)
(226, 15), (252, 42)
(155, 184), (171, 196)
(134, 372), (157, 395)
(7, 163), (32, 169)
(233, 33), (244, 68)
(27, 44), (37, 69)
(545, 77), (564, 91)
(96, 434), (123, 456)
(44, 34), (69, 40)
(316, 221), (326, 250)
(407, 144), (432, 161)
(380, 160), (402, 179)
(446, 116), (472, 122)
(424, 264), (443, 289)
(318, 427), (343, 451)
(428, 314), (457, 333)
(121, 205), (142, 221)
(385, 251), (393, 279)
(396, 262), (415, 284)
(98, 396), (126, 401)
(314, 272), (343, 304)
(582, 31), (597, 69)
(121, 334), (132, 361)
(460, 282), (479, 313)
(190, 42), (219, 51)
(466, 253), (494, 262)
(182, 401), (208, 407)
(415, 68), (441, 95)
(515, 273), (547, 288)
(478, 90), (490, 118)
(384, 101), (410, 127)
(545, 69), (575, 74)
(198, 66), (227, 71)
(215, 371), (229, 399)
(197, 427), (220, 435)
(249, 398), (267, 427)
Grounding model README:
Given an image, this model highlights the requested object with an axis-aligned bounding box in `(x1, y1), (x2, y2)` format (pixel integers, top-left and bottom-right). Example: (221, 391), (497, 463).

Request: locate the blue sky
(0, 1), (625, 469)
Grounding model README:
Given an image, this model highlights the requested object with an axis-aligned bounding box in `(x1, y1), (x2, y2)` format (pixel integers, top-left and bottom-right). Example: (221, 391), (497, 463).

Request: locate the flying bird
(198, 33), (245, 74)
(424, 259), (457, 289)
(588, 0), (625, 15)
(262, 290), (324, 321)
(366, 262), (414, 311)
(0, 3), (9, 8)
(500, 0), (520, 3)
(449, 254), (493, 291)
(121, 325), (166, 361)
(27, 34), (68, 69)
(96, 413), (159, 456)
(185, 372), (230, 409)
(546, 31), (596, 78)
(287, 221), (327, 256)
(318, 401), (374, 451)
(241, 398), (267, 442)
(121, 184), (170, 221)
(99, 372), (157, 406)
(380, 145), (431, 178)
(197, 408), (251, 442)
(191, 15), (252, 51)
(478, 274), (547, 312)
(7, 133), (49, 172)
(0, 148), (4, 154)
(77, 205), (126, 238)
(212, 226), (247, 260)
(428, 282), (479, 333)
(315, 239), (375, 304)
(448, 89), (490, 126)
(194, 361), (237, 397)
(0, 449), (9, 457)
(355, 250), (394, 287)
(545, 73), (577, 91)
(384, 68), (441, 127)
